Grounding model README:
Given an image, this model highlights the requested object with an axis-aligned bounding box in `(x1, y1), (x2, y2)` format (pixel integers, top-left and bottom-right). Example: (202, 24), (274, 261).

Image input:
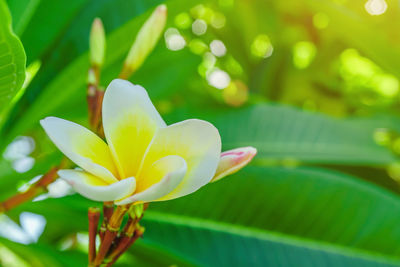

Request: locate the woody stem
(93, 205), (129, 266)
(87, 65), (104, 138)
(99, 201), (114, 241)
(0, 161), (67, 213)
(105, 225), (145, 267)
(104, 203), (148, 266)
(88, 207), (100, 264)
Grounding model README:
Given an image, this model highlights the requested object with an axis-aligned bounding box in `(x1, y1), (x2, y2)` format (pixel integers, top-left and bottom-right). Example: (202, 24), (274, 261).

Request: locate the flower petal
(102, 79), (166, 178)
(138, 119), (221, 200)
(58, 169), (136, 202)
(40, 117), (118, 184)
(115, 155), (186, 205)
(211, 146), (257, 182)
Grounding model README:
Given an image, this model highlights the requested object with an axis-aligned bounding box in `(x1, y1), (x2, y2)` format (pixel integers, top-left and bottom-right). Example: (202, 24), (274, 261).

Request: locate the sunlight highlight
(207, 69), (231, 89)
(165, 28), (186, 51)
(365, 0), (387, 16)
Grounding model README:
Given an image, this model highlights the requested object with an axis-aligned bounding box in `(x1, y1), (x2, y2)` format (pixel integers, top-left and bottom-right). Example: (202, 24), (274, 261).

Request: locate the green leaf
(18, 0), (88, 62)
(168, 104), (396, 166)
(0, 237), (86, 267)
(0, 0), (26, 116)
(145, 166), (400, 264)
(14, 166), (400, 265)
(142, 212), (399, 267)
(5, 0), (41, 36)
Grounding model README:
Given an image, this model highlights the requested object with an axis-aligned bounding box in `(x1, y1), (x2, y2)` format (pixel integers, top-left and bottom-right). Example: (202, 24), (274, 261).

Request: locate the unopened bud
(87, 68), (97, 85)
(211, 146), (257, 182)
(90, 18), (106, 67)
(129, 203), (144, 219)
(121, 4), (167, 78)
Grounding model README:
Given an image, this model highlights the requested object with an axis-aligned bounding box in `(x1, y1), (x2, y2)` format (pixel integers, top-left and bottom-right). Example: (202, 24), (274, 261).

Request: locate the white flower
(41, 79), (221, 205)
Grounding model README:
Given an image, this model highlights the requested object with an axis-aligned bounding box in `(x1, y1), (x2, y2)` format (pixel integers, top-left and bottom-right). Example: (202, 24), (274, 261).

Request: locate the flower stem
(87, 65), (104, 137)
(99, 201), (114, 241)
(88, 207), (100, 264)
(104, 203), (148, 266)
(105, 224), (145, 267)
(93, 205), (128, 266)
(118, 64), (133, 80)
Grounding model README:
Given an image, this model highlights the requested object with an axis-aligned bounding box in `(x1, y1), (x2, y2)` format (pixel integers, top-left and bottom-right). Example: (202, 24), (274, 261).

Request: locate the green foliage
(168, 104), (398, 165)
(2, 0), (400, 266)
(0, 0), (25, 120)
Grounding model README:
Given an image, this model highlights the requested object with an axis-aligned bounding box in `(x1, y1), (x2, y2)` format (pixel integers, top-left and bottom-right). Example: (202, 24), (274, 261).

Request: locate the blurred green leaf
(14, 165), (400, 265)
(5, 0), (41, 36)
(168, 104), (396, 166)
(0, 237), (87, 267)
(0, 0), (26, 118)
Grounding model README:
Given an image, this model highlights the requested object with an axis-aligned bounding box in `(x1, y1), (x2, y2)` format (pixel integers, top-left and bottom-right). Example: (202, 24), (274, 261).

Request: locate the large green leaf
(167, 104), (397, 166)
(0, 0), (25, 116)
(146, 166), (400, 262)
(12, 165), (400, 265)
(142, 212), (399, 267)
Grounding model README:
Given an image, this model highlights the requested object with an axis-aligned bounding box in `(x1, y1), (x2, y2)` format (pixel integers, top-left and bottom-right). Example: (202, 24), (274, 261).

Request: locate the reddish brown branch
(105, 225), (145, 267)
(99, 201), (114, 241)
(104, 203), (149, 266)
(108, 217), (135, 257)
(88, 207), (100, 263)
(93, 205), (128, 266)
(0, 162), (66, 213)
(87, 66), (105, 137)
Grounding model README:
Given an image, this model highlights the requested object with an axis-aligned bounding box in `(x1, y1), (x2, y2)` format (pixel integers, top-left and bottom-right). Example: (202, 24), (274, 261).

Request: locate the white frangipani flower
(41, 79), (221, 205)
(41, 79), (256, 205)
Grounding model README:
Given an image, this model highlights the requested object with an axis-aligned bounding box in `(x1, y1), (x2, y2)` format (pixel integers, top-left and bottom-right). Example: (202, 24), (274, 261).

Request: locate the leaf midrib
(143, 210), (400, 266)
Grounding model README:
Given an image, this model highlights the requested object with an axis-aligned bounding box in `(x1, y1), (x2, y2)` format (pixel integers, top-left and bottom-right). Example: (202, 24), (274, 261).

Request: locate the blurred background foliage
(2, 0), (400, 266)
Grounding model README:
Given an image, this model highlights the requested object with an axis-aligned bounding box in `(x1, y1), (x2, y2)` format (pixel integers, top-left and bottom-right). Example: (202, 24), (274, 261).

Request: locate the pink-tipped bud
(211, 146), (257, 183)
(90, 18), (106, 67)
(121, 4), (167, 78)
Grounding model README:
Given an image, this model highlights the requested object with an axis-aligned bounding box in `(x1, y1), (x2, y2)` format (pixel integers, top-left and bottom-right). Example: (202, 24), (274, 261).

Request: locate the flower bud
(121, 4), (167, 78)
(90, 18), (106, 67)
(211, 146), (257, 183)
(129, 203), (144, 218)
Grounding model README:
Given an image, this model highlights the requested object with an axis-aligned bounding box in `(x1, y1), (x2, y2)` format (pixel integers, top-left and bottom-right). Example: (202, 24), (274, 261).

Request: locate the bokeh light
(207, 69), (231, 89)
(164, 28), (186, 51)
(339, 48), (399, 103)
(365, 0), (387, 16)
(251, 34), (273, 58)
(210, 39), (227, 57)
(292, 41), (316, 69)
(174, 12), (192, 29)
(192, 19), (207, 35)
(313, 13), (329, 29)
(189, 39), (208, 55)
(210, 12), (226, 29)
(223, 80), (249, 106)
